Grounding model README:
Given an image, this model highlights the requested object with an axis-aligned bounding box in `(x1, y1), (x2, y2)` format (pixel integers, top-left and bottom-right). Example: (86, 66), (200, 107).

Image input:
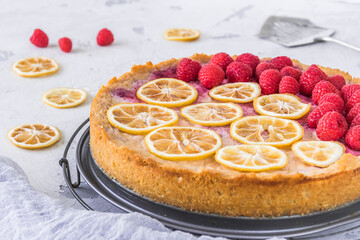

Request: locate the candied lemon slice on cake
(42, 88), (87, 108)
(215, 145), (288, 172)
(145, 127), (222, 161)
(180, 103), (243, 126)
(230, 116), (303, 147)
(107, 103), (178, 134)
(13, 57), (59, 77)
(137, 78), (198, 108)
(253, 94), (310, 119)
(7, 124), (61, 149)
(292, 141), (345, 167)
(209, 82), (261, 103)
(164, 28), (200, 41)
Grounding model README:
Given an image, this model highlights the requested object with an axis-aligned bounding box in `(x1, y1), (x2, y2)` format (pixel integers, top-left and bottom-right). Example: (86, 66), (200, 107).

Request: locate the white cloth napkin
(0, 156), (286, 240)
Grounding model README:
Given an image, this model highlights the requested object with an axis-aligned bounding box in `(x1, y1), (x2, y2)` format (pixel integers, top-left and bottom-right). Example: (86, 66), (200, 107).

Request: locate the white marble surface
(1, 0), (360, 238)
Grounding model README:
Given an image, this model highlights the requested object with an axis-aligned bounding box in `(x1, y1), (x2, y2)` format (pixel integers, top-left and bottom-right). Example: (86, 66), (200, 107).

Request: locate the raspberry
(259, 69), (282, 95)
(226, 62), (252, 83)
(210, 52), (234, 71)
(341, 84), (360, 103)
(235, 53), (260, 72)
(58, 37), (72, 53)
(346, 103), (360, 124)
(327, 75), (346, 90)
(318, 93), (344, 113)
(312, 81), (337, 105)
(307, 103), (338, 128)
(350, 114), (360, 127)
(345, 126), (360, 150)
(176, 58), (201, 82)
(255, 62), (274, 79)
(279, 76), (300, 95)
(270, 56), (293, 70)
(345, 89), (360, 113)
(30, 29), (49, 48)
(97, 28), (114, 46)
(280, 66), (302, 81)
(316, 111), (348, 141)
(299, 66), (327, 96)
(198, 64), (225, 89)
(308, 64), (327, 79)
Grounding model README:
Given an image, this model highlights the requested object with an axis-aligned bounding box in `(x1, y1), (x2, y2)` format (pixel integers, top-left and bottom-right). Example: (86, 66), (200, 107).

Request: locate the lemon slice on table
(13, 57), (59, 77)
(209, 82), (261, 103)
(137, 78), (198, 108)
(164, 28), (200, 41)
(145, 127), (222, 161)
(215, 145), (288, 172)
(7, 124), (61, 149)
(253, 94), (310, 119)
(42, 88), (87, 108)
(230, 116), (303, 147)
(181, 103), (243, 126)
(292, 141), (345, 167)
(107, 103), (178, 135)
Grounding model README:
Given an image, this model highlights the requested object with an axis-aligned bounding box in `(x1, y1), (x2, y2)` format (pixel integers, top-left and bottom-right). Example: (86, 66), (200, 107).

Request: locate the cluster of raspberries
(176, 52), (360, 150)
(30, 28), (114, 52)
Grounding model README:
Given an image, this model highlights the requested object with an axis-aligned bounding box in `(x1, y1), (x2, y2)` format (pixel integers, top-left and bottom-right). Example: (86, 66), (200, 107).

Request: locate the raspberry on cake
(226, 61), (252, 82)
(346, 103), (360, 124)
(270, 56), (293, 70)
(235, 53), (260, 72)
(316, 111), (348, 141)
(280, 66), (302, 81)
(209, 52), (234, 71)
(318, 93), (344, 113)
(176, 58), (201, 82)
(342, 84), (360, 103)
(255, 62), (274, 79)
(328, 75), (346, 90)
(312, 80), (338, 105)
(308, 102), (338, 128)
(300, 66), (327, 96)
(198, 64), (225, 88)
(259, 69), (282, 95)
(345, 89), (360, 113)
(351, 114), (360, 127)
(279, 76), (300, 94)
(345, 126), (360, 150)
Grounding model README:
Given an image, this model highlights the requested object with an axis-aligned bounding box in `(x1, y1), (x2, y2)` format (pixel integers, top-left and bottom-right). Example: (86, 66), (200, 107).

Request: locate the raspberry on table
(345, 89), (360, 113)
(312, 80), (338, 105)
(30, 29), (49, 48)
(270, 56), (293, 70)
(226, 61), (252, 83)
(350, 114), (360, 127)
(235, 53), (260, 72)
(198, 64), (225, 88)
(345, 125), (360, 150)
(318, 93), (344, 113)
(346, 103), (360, 125)
(58, 37), (72, 53)
(327, 75), (346, 90)
(259, 69), (282, 95)
(316, 111), (348, 141)
(97, 28), (114, 46)
(299, 66), (328, 96)
(210, 52), (234, 71)
(280, 66), (302, 81)
(255, 62), (274, 79)
(308, 103), (338, 128)
(279, 76), (300, 95)
(176, 58), (201, 82)
(341, 84), (360, 103)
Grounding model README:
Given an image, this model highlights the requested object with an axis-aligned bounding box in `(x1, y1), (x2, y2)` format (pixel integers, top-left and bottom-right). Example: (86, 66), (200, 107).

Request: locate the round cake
(90, 53), (360, 217)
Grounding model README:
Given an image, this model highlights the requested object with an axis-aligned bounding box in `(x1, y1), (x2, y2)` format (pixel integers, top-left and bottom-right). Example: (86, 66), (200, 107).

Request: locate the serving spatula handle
(315, 36), (360, 52)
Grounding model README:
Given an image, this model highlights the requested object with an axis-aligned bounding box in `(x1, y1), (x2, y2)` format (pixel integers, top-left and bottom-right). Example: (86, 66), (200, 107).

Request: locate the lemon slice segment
(230, 116), (303, 147)
(292, 141), (345, 167)
(181, 103), (243, 126)
(7, 124), (61, 149)
(107, 103), (178, 135)
(145, 127), (222, 161)
(209, 82), (261, 103)
(13, 57), (59, 77)
(164, 28), (200, 41)
(42, 88), (87, 108)
(215, 145), (288, 172)
(253, 94), (310, 119)
(137, 78), (198, 108)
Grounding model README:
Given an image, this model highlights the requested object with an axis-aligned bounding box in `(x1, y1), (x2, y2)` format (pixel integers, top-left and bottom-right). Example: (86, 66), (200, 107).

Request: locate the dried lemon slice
(180, 103), (243, 126)
(292, 141), (345, 167)
(215, 145), (288, 172)
(7, 124), (61, 149)
(253, 94), (310, 119)
(13, 57), (59, 77)
(137, 78), (197, 108)
(107, 103), (178, 134)
(42, 88), (87, 108)
(230, 116), (303, 147)
(209, 82), (261, 103)
(164, 28), (200, 41)
(145, 127), (222, 161)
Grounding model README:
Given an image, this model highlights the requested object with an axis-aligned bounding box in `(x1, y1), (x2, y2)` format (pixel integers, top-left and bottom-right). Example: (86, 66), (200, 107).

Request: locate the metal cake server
(258, 16), (360, 52)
